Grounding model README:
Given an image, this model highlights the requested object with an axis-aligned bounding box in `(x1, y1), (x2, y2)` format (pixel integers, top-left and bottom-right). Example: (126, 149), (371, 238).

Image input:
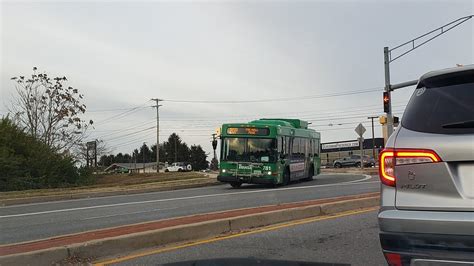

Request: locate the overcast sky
(1, 0), (473, 157)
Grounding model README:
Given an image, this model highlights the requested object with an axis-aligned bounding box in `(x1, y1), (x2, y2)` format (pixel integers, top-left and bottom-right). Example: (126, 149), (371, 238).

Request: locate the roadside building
(320, 138), (384, 166)
(104, 162), (164, 174)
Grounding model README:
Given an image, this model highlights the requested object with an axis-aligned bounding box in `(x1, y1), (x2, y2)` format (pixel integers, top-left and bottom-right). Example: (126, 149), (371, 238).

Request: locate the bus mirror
(280, 154), (286, 159)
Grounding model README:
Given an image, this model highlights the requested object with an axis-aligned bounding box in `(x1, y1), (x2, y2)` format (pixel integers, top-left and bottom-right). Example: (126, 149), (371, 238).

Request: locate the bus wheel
(283, 170), (290, 186)
(230, 182), (242, 188)
(304, 166), (314, 181)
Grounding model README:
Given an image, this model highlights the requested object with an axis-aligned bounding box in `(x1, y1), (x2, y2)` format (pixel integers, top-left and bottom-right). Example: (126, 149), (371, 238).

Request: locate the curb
(0, 196), (379, 265)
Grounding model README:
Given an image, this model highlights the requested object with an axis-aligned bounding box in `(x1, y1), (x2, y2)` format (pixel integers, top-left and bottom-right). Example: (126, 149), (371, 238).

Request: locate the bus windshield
(223, 138), (277, 163)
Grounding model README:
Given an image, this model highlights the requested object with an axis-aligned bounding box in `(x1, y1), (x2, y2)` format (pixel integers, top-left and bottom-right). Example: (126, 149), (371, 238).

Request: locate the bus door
(289, 137), (305, 179)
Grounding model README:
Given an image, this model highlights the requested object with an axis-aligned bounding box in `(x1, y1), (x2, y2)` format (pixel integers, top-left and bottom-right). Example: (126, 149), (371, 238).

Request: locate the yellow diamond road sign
(355, 123), (366, 137)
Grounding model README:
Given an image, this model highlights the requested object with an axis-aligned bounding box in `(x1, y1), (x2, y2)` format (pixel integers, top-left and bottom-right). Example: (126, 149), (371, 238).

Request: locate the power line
(158, 106), (405, 122)
(92, 101), (150, 126)
(88, 106), (149, 112)
(162, 87), (382, 104)
(103, 126), (156, 143)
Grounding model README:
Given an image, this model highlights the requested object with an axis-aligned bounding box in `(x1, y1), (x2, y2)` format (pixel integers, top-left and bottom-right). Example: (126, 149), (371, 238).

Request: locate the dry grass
(0, 172), (215, 200)
(94, 172), (208, 186)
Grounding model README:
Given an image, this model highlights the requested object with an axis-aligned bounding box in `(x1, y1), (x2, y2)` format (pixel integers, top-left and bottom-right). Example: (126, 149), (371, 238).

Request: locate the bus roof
(250, 118), (308, 129)
(221, 118), (320, 138)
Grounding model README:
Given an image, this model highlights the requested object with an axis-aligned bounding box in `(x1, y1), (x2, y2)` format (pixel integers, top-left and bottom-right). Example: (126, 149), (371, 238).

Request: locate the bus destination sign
(226, 127), (270, 136)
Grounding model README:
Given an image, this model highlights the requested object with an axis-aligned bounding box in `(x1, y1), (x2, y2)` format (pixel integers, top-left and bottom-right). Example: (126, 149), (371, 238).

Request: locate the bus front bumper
(217, 175), (276, 185)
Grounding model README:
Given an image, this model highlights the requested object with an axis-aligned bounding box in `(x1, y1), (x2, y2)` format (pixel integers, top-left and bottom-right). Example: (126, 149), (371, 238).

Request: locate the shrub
(0, 117), (95, 191)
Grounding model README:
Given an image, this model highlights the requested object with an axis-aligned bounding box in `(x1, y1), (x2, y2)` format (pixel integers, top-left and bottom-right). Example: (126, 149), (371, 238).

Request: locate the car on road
(333, 155), (375, 168)
(378, 65), (474, 265)
(165, 162), (193, 172)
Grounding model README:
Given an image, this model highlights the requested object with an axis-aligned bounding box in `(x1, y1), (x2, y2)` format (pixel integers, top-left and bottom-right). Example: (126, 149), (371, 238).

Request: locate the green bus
(217, 118), (321, 188)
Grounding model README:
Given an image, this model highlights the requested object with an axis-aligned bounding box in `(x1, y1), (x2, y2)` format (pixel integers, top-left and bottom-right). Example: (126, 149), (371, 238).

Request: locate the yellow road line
(94, 206), (378, 266)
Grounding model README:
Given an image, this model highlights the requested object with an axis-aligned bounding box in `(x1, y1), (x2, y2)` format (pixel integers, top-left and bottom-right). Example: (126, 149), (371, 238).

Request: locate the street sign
(355, 123), (366, 137)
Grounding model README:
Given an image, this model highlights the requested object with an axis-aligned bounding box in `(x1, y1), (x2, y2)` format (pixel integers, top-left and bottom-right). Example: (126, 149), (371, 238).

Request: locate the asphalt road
(0, 174), (380, 245)
(109, 209), (386, 266)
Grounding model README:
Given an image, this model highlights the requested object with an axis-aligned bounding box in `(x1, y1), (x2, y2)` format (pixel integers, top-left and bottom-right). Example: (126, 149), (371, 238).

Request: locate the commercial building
(321, 138), (384, 166)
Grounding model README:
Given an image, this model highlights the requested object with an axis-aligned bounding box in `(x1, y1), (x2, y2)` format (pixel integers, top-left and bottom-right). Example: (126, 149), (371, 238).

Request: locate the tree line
(99, 133), (209, 171)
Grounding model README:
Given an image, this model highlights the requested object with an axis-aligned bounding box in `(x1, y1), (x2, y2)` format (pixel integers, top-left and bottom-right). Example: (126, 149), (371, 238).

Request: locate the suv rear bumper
(379, 209), (474, 265)
(380, 232), (474, 265)
(217, 175), (276, 185)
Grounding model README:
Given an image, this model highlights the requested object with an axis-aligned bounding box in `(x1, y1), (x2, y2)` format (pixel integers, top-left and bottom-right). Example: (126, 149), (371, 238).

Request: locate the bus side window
(305, 139), (309, 157)
(286, 136), (291, 158)
(277, 137), (283, 154)
(291, 137), (296, 157)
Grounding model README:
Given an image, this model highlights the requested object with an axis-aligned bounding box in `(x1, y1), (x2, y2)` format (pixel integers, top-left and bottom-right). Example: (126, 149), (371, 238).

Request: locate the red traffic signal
(383, 92), (390, 113)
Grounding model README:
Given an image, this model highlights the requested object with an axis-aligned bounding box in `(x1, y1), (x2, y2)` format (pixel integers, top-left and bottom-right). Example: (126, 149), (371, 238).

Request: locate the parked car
(114, 167), (129, 174)
(165, 162), (193, 172)
(378, 65), (474, 265)
(333, 154), (375, 168)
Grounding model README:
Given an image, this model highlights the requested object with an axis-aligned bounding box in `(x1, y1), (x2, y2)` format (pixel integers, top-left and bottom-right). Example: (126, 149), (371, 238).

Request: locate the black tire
(304, 166), (314, 181)
(355, 162), (361, 168)
(178, 168), (182, 172)
(283, 169), (290, 186)
(230, 182), (242, 188)
(164, 169), (169, 172)
(334, 163), (342, 168)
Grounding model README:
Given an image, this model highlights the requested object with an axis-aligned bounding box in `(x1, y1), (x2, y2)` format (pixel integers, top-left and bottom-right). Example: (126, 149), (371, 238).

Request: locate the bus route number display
(226, 127), (269, 136)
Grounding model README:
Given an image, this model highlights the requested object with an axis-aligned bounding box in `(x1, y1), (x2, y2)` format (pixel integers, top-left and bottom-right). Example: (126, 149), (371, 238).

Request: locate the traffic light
(393, 116), (399, 125)
(383, 92), (390, 113)
(212, 139), (218, 150)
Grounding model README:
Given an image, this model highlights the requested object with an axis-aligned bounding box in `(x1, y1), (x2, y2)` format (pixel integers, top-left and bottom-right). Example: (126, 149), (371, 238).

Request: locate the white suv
(165, 162), (193, 172)
(378, 65), (474, 265)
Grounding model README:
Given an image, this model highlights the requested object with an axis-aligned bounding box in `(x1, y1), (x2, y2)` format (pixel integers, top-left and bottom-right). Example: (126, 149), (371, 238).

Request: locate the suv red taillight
(379, 148), (442, 187)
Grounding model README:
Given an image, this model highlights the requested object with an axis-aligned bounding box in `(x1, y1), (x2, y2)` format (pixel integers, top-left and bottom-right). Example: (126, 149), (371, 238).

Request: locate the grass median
(0, 172), (218, 204)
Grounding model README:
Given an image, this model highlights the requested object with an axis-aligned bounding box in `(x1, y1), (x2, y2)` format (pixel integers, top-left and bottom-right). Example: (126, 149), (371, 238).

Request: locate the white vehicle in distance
(165, 162), (193, 172)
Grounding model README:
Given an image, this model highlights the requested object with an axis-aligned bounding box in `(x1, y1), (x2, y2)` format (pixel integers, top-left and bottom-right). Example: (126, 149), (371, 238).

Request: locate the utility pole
(367, 116), (378, 159)
(151, 98), (162, 173)
(143, 142), (146, 173)
(134, 150), (137, 174)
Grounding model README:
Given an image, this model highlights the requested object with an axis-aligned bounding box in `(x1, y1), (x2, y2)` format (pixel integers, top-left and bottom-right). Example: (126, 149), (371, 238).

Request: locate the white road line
(0, 173), (369, 208)
(0, 179), (379, 219)
(2, 184), (223, 208)
(347, 174), (373, 183)
(2, 174), (371, 208)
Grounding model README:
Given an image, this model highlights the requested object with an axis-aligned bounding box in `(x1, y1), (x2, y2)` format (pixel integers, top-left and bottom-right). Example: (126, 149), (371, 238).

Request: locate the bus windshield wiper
(442, 120), (474, 128)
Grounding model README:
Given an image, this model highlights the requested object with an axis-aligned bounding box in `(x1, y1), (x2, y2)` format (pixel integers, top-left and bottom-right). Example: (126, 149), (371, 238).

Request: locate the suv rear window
(402, 69), (474, 134)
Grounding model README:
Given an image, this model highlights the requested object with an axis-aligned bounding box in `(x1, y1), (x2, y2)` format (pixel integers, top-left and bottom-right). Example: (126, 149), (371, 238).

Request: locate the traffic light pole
(383, 47), (393, 135)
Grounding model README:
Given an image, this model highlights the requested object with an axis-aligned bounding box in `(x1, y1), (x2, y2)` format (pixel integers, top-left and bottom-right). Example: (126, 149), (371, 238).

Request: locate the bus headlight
(267, 171), (272, 175)
(222, 169), (226, 173)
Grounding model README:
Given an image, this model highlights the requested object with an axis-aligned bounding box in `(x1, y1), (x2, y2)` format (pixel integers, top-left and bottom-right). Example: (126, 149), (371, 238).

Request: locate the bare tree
(9, 67), (92, 152)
